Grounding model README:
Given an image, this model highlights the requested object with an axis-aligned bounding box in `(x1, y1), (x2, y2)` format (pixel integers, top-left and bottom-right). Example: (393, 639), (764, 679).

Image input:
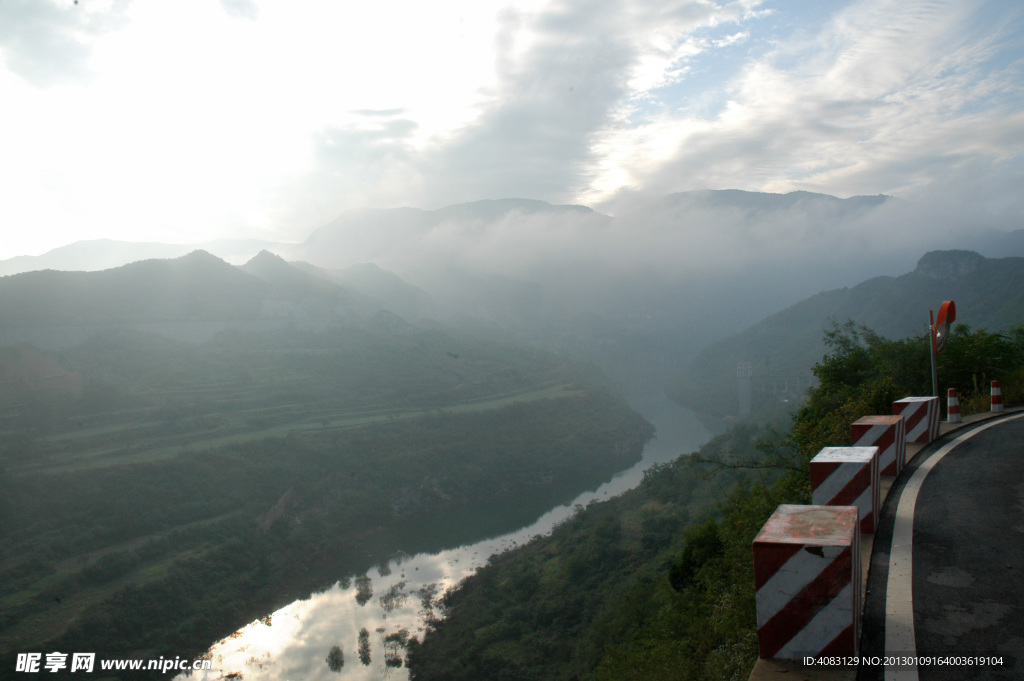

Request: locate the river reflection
(179, 397), (708, 681)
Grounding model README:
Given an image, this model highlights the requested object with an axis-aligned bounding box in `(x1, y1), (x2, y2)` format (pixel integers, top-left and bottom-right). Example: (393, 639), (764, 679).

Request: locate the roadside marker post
(947, 388), (962, 423)
(991, 380), (1004, 412)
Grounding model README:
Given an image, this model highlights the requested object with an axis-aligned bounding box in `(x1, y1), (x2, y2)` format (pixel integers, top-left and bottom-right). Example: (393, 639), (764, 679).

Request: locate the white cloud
(0, 0), (1022, 260)
(595, 0), (1024, 202)
(220, 0), (259, 21)
(0, 0), (131, 87)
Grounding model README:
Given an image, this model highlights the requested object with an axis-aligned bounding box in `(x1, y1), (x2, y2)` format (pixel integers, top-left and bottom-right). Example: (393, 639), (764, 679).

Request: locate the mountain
(289, 193), (1024, 399)
(432, 197), (604, 224)
(673, 249), (1024, 427)
(239, 249), (371, 320)
(658, 188), (889, 212)
(0, 238), (281, 276)
(5, 192), (1024, 401)
(0, 250), (269, 328)
(240, 249), (342, 297)
(327, 262), (435, 320)
(302, 198), (608, 260)
(0, 248), (455, 352)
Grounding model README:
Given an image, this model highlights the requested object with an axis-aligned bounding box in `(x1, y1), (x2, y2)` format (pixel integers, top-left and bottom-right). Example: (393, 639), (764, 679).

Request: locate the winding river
(178, 395), (709, 681)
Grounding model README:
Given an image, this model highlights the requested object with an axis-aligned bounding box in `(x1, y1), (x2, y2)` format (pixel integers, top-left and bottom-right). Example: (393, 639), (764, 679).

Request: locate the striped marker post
(947, 388), (962, 423)
(992, 380), (1004, 413)
(753, 505), (860, 660)
(851, 415), (906, 477)
(810, 446), (879, 533)
(893, 396), (940, 443)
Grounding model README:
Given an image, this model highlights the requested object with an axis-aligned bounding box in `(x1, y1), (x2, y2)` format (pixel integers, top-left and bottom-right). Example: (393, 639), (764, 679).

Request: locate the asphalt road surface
(860, 413), (1024, 681)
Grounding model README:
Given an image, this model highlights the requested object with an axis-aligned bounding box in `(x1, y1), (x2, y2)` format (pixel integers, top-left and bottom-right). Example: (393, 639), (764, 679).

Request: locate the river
(178, 396), (709, 681)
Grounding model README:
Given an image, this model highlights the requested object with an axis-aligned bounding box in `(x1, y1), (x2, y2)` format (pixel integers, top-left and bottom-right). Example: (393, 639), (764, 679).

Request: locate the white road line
(883, 412), (1024, 681)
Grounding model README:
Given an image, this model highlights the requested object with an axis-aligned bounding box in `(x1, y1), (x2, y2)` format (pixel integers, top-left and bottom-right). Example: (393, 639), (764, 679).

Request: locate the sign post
(929, 300), (956, 397)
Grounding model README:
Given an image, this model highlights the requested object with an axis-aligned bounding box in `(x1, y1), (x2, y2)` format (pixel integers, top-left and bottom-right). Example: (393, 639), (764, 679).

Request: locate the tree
(358, 628), (371, 666)
(326, 645), (344, 672)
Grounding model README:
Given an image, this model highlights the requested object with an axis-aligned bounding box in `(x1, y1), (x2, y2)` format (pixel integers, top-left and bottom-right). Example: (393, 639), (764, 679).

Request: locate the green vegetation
(409, 322), (1024, 681)
(326, 645), (345, 672)
(792, 322), (1024, 454)
(0, 324), (650, 678)
(358, 627), (372, 666)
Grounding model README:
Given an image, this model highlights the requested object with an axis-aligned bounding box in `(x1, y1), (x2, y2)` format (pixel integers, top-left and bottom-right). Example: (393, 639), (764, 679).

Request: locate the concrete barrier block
(753, 504), (860, 660)
(851, 415), (906, 476)
(810, 446), (879, 533)
(893, 396), (940, 443)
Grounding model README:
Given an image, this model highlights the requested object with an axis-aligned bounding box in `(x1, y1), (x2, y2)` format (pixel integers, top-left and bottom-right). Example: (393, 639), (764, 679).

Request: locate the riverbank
(405, 420), (779, 680)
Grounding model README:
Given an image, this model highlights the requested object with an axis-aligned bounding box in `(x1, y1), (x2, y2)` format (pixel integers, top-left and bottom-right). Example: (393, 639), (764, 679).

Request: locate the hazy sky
(1, 0), (1022, 260)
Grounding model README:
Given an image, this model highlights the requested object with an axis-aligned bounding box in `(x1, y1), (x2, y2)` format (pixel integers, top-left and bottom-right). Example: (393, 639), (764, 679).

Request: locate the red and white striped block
(947, 388), (962, 423)
(851, 415), (906, 477)
(893, 396), (940, 443)
(992, 380), (1004, 413)
(810, 446), (879, 533)
(754, 504), (861, 660)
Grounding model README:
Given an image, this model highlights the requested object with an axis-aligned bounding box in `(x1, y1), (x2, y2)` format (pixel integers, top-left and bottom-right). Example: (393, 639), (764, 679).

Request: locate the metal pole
(929, 310), (938, 397)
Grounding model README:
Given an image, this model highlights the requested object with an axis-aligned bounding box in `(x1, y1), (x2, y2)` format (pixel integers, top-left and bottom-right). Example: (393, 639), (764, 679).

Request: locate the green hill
(0, 250), (269, 327)
(672, 250), (1024, 427)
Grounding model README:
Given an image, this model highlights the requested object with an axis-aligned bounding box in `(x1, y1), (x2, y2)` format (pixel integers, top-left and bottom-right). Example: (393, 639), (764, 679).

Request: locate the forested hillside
(408, 323), (1024, 680)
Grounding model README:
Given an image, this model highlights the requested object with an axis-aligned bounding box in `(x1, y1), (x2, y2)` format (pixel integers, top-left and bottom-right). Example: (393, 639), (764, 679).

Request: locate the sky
(1, 0), (1023, 260)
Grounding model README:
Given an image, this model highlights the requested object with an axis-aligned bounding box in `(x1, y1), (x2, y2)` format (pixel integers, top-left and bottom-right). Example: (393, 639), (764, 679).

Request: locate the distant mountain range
(0, 250), (268, 328)
(3, 190), (1024, 401)
(0, 249), (440, 349)
(672, 249), (1024, 426)
(6, 191), (1023, 279)
(639, 188), (889, 213)
(0, 198), (608, 276)
(0, 238), (278, 277)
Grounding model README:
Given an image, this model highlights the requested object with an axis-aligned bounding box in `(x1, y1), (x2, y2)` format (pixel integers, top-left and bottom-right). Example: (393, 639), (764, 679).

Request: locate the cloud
(267, 112), (423, 230)
(406, 0), (769, 207)
(608, 0), (1024, 200)
(2, 0), (1022, 261)
(414, 4), (632, 205)
(267, 0), (768, 228)
(0, 0), (131, 87)
(220, 0), (259, 21)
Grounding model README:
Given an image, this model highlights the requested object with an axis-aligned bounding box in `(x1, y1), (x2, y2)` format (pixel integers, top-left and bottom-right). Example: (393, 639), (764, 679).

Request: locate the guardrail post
(991, 380), (1004, 412)
(753, 505), (860, 660)
(947, 388), (962, 423)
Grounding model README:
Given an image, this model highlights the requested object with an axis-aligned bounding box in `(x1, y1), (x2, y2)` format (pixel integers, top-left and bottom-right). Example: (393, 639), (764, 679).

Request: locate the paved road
(860, 414), (1024, 681)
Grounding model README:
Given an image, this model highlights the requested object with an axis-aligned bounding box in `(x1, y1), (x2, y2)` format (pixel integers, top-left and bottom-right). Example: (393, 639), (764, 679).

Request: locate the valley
(0, 322), (651, 677)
